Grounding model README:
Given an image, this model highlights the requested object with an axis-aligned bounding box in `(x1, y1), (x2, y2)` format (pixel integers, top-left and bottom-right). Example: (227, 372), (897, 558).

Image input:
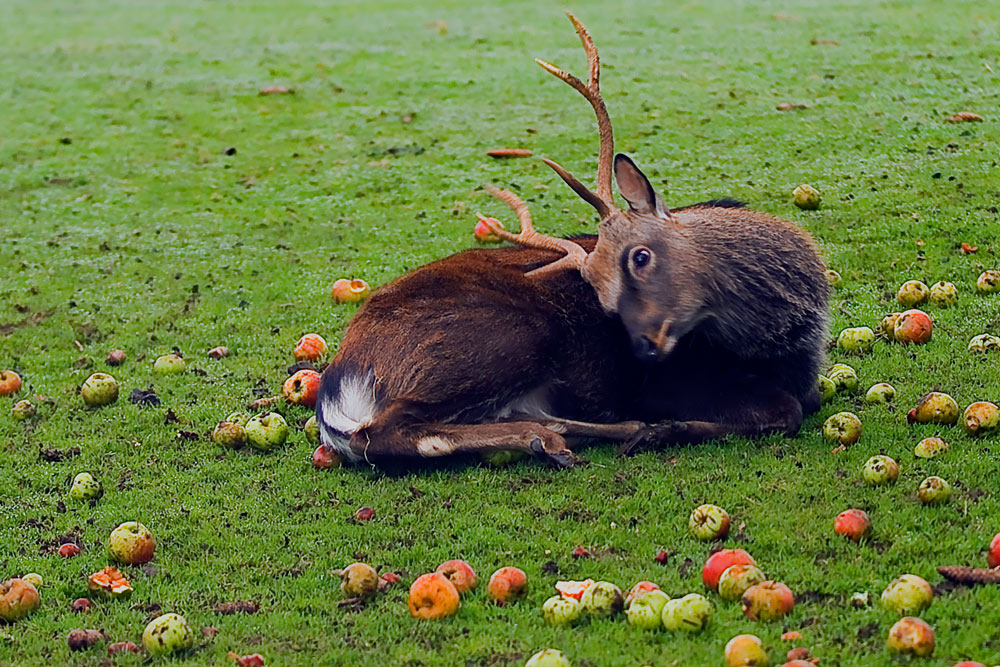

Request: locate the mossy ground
(2, 0), (999, 664)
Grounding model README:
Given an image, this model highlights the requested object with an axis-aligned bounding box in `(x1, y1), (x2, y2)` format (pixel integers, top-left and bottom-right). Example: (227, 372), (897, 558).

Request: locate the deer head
(481, 13), (711, 361)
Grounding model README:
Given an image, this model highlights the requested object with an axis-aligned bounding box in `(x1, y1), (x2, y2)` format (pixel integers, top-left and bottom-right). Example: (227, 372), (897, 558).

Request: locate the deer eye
(629, 246), (653, 272)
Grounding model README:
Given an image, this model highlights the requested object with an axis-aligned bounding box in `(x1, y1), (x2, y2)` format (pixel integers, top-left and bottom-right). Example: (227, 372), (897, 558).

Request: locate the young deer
(315, 13), (828, 467)
(480, 13), (829, 453)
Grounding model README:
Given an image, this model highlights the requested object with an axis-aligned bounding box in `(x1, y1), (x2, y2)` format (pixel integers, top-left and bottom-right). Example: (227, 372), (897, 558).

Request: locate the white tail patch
(318, 371), (377, 462)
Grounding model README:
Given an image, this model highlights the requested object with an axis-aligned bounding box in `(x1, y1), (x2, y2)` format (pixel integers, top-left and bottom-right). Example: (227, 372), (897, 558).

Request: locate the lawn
(2, 0), (999, 664)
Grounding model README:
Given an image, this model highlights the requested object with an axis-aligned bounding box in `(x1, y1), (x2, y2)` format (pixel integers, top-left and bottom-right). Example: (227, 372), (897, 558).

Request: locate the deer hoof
(529, 437), (584, 468)
(618, 421), (679, 456)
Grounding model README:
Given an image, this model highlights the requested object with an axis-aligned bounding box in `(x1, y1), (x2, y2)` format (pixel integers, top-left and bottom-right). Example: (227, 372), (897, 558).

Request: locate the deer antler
(478, 185), (587, 276)
(535, 12), (616, 217)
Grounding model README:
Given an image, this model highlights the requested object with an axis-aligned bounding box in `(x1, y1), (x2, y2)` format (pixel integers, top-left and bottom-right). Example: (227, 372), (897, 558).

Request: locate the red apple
(951, 662), (988, 667)
(105, 350), (127, 366)
(312, 444), (342, 469)
(283, 369), (321, 408)
(703, 549), (757, 590)
(436, 560), (478, 594)
(72, 598), (92, 613)
(894, 309), (932, 344)
(988, 532), (1000, 568)
(408, 572), (460, 618)
(293, 333), (328, 362)
(834, 509), (872, 542)
(474, 217), (505, 243)
(689, 504), (731, 540)
(107, 521), (155, 565)
(0, 370), (22, 397)
(331, 278), (370, 304)
(59, 543), (81, 558)
(487, 567), (527, 605)
(741, 580), (795, 621)
(887, 616), (934, 657)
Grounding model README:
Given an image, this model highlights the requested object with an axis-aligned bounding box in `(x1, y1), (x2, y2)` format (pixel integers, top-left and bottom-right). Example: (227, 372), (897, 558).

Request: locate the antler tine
(479, 184), (588, 275)
(534, 12), (615, 208)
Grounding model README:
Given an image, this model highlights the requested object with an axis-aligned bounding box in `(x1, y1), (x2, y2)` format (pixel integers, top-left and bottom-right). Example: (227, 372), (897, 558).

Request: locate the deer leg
(504, 414), (646, 444)
(351, 417), (584, 468)
(620, 387), (804, 456)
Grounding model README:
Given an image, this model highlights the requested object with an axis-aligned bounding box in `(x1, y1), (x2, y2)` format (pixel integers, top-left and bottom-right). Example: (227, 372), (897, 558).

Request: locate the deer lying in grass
(315, 13), (828, 467)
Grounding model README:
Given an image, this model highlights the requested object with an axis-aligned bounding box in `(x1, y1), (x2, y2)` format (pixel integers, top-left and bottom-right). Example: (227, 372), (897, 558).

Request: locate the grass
(1, 0), (999, 664)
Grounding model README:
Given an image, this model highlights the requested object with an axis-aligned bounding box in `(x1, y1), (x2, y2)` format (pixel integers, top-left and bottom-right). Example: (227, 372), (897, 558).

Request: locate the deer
(314, 13), (828, 468)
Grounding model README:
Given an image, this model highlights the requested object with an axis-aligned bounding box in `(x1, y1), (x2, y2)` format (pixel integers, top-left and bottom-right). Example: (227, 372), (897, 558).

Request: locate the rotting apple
(312, 444), (342, 469)
(625, 581), (661, 607)
(718, 564), (767, 602)
(626, 589), (669, 630)
(0, 578), (41, 622)
(661, 593), (712, 631)
(703, 549), (757, 590)
(293, 333), (328, 362)
(894, 309), (932, 344)
(907, 392), (959, 425)
(555, 579), (594, 601)
(968, 334), (1000, 353)
(881, 574), (933, 614)
(689, 504), (731, 540)
(724, 634), (770, 667)
(824, 269), (842, 286)
(886, 616), (934, 657)
(862, 455), (898, 485)
(579, 581), (623, 617)
(12, 400), (36, 420)
(212, 421), (245, 449)
(142, 613), (195, 656)
(741, 581), (795, 621)
(864, 383), (896, 404)
(914, 437), (949, 459)
(823, 412), (862, 446)
(336, 562), (379, 598)
(153, 354), (186, 374)
(70, 473), (103, 501)
(21, 573), (42, 589)
(792, 184), (821, 210)
(283, 369), (321, 408)
(105, 350), (127, 366)
(918, 476), (952, 505)
(487, 567), (527, 605)
(963, 401), (1000, 436)
(929, 281), (958, 307)
(525, 649), (571, 667)
(976, 270), (1000, 294)
(827, 364), (859, 392)
(435, 560), (477, 594)
(834, 509), (872, 542)
(81, 373), (119, 407)
(59, 543), (81, 558)
(542, 595), (582, 626)
(408, 572), (460, 619)
(331, 278), (370, 304)
(837, 327), (875, 354)
(108, 521), (155, 565)
(878, 312), (902, 339)
(897, 280), (929, 308)
(244, 412), (289, 451)
(87, 566), (132, 599)
(817, 375), (836, 403)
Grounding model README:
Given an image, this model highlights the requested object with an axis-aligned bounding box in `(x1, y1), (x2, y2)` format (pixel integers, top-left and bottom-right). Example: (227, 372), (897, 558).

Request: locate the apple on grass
(474, 217), (506, 243)
(625, 589), (669, 630)
(283, 369), (321, 408)
(835, 509), (872, 541)
(827, 364), (858, 392)
(718, 564), (766, 602)
(963, 401), (1000, 436)
(689, 504), (730, 540)
(837, 326), (875, 353)
(862, 455), (898, 485)
(12, 400), (36, 420)
(331, 278), (371, 304)
(918, 476), (952, 504)
(741, 581), (794, 621)
(897, 280), (929, 307)
(335, 563), (379, 598)
(724, 634), (770, 667)
(661, 593), (712, 631)
(88, 566), (132, 599)
(823, 412), (862, 445)
(825, 269), (842, 286)
(625, 581), (660, 607)
(293, 333), (328, 362)
(304, 415), (320, 443)
(976, 270), (1000, 294)
(244, 412), (289, 451)
(312, 444), (342, 468)
(212, 421), (245, 448)
(21, 573), (42, 589)
(703, 549), (757, 590)
(0, 370), (22, 396)
(542, 595), (582, 626)
(894, 309), (933, 344)
(907, 392), (959, 425)
(153, 354), (186, 374)
(887, 616), (934, 656)
(59, 543), (81, 558)
(914, 437), (949, 459)
(579, 581), (623, 617)
(929, 281), (958, 307)
(408, 572), (460, 619)
(108, 521), (155, 564)
(987, 532), (1000, 569)
(864, 383), (896, 404)
(525, 649), (571, 667)
(70, 472), (102, 501)
(142, 613), (194, 656)
(878, 313), (902, 338)
(487, 567), (527, 605)
(792, 184), (820, 210)
(81, 373), (119, 407)
(881, 574), (932, 614)
(435, 560), (477, 594)
(817, 375), (836, 403)
(0, 578), (41, 622)
(968, 334), (1000, 353)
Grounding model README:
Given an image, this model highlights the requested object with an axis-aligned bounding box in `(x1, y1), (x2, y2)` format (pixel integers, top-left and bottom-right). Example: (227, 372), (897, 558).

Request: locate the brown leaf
(960, 242), (979, 254)
(259, 86), (293, 95)
(776, 102), (808, 111)
(946, 112), (984, 123)
(215, 600), (260, 614)
(487, 148), (533, 158)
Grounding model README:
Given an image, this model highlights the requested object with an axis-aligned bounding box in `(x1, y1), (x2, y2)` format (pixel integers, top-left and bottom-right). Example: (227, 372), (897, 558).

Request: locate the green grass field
(2, 0), (1000, 664)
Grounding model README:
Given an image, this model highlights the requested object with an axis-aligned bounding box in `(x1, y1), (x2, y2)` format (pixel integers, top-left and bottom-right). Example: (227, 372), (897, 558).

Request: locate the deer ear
(614, 154), (668, 217)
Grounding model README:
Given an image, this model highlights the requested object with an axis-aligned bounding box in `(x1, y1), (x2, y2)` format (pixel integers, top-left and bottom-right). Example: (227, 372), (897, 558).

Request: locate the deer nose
(632, 335), (661, 362)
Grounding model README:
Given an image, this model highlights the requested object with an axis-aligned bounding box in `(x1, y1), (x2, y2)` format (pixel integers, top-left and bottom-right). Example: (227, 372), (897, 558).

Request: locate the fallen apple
(897, 280), (929, 308)
(703, 549), (757, 590)
(68, 628), (108, 651)
(963, 401), (1000, 436)
(474, 217), (505, 243)
(283, 369), (321, 408)
(968, 334), (1000, 353)
(792, 184), (821, 210)
(212, 421), (245, 449)
(542, 595), (582, 626)
(817, 375), (836, 403)
(108, 641), (139, 655)
(837, 326), (875, 354)
(894, 309), (932, 344)
(12, 400), (36, 420)
(293, 333), (328, 362)
(525, 649), (571, 667)
(331, 278), (371, 304)
(907, 392), (959, 425)
(918, 476), (952, 504)
(741, 581), (795, 621)
(929, 281), (958, 307)
(914, 437), (949, 459)
(976, 270), (1000, 294)
(689, 504), (731, 540)
(142, 613), (194, 656)
(834, 509), (872, 542)
(724, 634), (770, 667)
(822, 412), (862, 446)
(864, 383), (896, 404)
(70, 472), (103, 501)
(108, 521), (155, 564)
(625, 581), (661, 607)
(336, 562), (379, 598)
(827, 364), (859, 392)
(487, 566), (527, 605)
(886, 616), (934, 657)
(81, 373), (119, 407)
(311, 444), (342, 469)
(881, 574), (933, 614)
(87, 566), (132, 599)
(0, 578), (41, 622)
(824, 269), (842, 286)
(861, 455), (898, 485)
(304, 415), (319, 444)
(718, 564), (766, 602)
(244, 412), (289, 451)
(625, 589), (669, 630)
(105, 349), (126, 366)
(153, 354), (186, 374)
(878, 312), (902, 339)
(579, 580), (623, 617)
(988, 532), (1000, 568)
(408, 572), (461, 618)
(0, 370), (22, 396)
(21, 573), (42, 589)
(479, 449), (529, 466)
(554, 579), (594, 601)
(435, 560), (477, 594)
(72, 598), (92, 613)
(661, 593), (712, 631)
(59, 543), (81, 558)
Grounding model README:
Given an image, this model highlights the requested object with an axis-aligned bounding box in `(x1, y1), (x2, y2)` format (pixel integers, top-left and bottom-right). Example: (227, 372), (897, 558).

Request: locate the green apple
(917, 476), (952, 505)
(928, 281), (957, 307)
(864, 383), (896, 404)
(976, 270), (1000, 294)
(862, 455), (898, 485)
(907, 392), (959, 425)
(108, 521), (155, 565)
(12, 400), (36, 420)
(542, 595), (582, 626)
(244, 412), (289, 451)
(625, 590), (669, 630)
(688, 504), (730, 540)
(837, 326), (875, 354)
(480, 449), (529, 466)
(968, 334), (1000, 353)
(881, 574), (933, 614)
(823, 412), (862, 445)
(212, 421), (245, 448)
(792, 184), (821, 210)
(914, 437), (949, 459)
(142, 613), (194, 656)
(817, 375), (836, 403)
(525, 649), (571, 667)
(70, 473), (102, 501)
(827, 364), (859, 392)
(579, 581), (623, 617)
(897, 280), (929, 308)
(661, 593), (712, 632)
(718, 564), (766, 602)
(153, 354), (186, 374)
(304, 415), (320, 444)
(81, 373), (119, 407)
